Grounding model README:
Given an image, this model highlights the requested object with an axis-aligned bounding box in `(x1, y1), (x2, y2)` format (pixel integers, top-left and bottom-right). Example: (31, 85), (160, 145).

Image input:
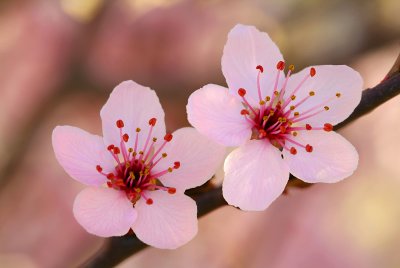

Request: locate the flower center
(96, 119), (179, 205)
(238, 62), (340, 155)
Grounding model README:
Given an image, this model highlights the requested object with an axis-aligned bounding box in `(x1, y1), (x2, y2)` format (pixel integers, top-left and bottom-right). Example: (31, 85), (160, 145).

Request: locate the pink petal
(222, 140), (289, 211)
(284, 65), (363, 126)
(222, 24), (284, 105)
(133, 191), (197, 249)
(187, 84), (252, 146)
(52, 126), (114, 186)
(282, 131), (358, 183)
(153, 127), (226, 191)
(100, 80), (166, 151)
(73, 187), (137, 237)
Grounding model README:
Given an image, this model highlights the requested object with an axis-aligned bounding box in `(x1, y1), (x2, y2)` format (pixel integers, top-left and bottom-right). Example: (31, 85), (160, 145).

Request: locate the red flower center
(238, 62), (338, 155)
(96, 119), (179, 205)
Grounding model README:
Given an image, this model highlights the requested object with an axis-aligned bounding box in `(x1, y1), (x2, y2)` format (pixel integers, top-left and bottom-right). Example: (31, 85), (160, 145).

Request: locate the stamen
(290, 147), (297, 155)
(305, 144), (313, 152)
(238, 88), (258, 116)
(168, 187), (176, 194)
(276, 61), (285, 70)
(310, 67), (316, 77)
(164, 133), (173, 142)
(323, 123), (333, 132)
(173, 161), (181, 169)
(116, 119), (124, 128)
(96, 165), (102, 172)
(256, 65), (264, 73)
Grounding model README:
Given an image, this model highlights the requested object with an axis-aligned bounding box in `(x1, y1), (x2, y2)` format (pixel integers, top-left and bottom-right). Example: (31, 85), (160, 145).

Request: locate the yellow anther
(168, 167), (173, 173)
(288, 121), (293, 126)
(152, 137), (157, 142)
(293, 131), (298, 136)
(324, 106), (330, 111)
(289, 64), (295, 71)
(150, 178), (157, 184)
(128, 148), (133, 153)
(290, 105), (295, 110)
(281, 117), (287, 123)
(162, 153), (167, 158)
(129, 171), (135, 178)
(125, 163), (131, 168)
(291, 95), (296, 100)
(133, 152), (137, 157)
(259, 100), (266, 105)
(136, 128), (141, 132)
(270, 110), (275, 115)
(134, 188), (141, 193)
(294, 112), (299, 117)
(265, 96), (271, 101)
(139, 151), (144, 155)
(309, 91), (315, 96)
(274, 91), (279, 96)
(336, 92), (341, 98)
(263, 116), (269, 121)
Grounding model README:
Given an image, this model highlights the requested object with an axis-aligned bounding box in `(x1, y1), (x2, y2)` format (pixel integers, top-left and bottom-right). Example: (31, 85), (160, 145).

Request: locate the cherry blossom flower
(187, 24), (363, 211)
(52, 81), (225, 249)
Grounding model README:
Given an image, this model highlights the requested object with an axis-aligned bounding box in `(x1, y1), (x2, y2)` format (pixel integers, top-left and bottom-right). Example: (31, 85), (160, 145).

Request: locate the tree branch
(83, 73), (400, 268)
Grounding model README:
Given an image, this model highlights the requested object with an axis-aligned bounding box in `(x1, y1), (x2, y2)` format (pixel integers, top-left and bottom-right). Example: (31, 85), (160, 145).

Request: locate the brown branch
(82, 73), (400, 267)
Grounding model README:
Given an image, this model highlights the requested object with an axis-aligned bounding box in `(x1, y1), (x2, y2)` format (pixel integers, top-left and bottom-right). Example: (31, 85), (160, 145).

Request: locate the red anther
(106, 173), (115, 179)
(149, 118), (157, 126)
(146, 198), (154, 205)
(277, 61), (285, 70)
(240, 109), (249, 115)
(290, 147), (297, 155)
(122, 134), (129, 142)
(238, 88), (246, 97)
(323, 123), (333, 132)
(174, 161), (181, 169)
(107, 144), (115, 151)
(305, 124), (312, 130)
(113, 147), (121, 154)
(107, 182), (113, 188)
(280, 126), (286, 134)
(164, 133), (173, 142)
(259, 129), (267, 137)
(116, 119), (124, 128)
(256, 65), (264, 73)
(168, 187), (176, 194)
(305, 144), (313, 152)
(310, 67), (316, 77)
(96, 165), (103, 172)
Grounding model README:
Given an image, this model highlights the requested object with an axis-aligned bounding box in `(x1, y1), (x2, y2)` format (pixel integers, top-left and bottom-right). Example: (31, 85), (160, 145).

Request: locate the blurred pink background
(0, 0), (399, 267)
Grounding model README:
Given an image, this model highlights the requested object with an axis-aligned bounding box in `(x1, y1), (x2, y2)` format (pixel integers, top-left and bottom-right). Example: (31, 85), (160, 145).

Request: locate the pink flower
(52, 81), (225, 249)
(187, 24), (363, 211)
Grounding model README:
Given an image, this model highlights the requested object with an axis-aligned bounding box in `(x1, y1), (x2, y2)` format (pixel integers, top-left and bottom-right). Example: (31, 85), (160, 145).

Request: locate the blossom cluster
(52, 24), (362, 248)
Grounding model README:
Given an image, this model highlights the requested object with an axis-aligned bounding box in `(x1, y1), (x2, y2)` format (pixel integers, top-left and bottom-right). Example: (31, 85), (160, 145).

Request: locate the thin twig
(83, 72), (400, 268)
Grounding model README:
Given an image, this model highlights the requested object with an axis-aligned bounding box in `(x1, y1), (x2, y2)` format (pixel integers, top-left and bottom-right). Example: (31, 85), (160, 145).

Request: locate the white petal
(222, 24), (284, 105)
(223, 140), (289, 211)
(133, 191), (197, 249)
(284, 65), (363, 125)
(187, 84), (252, 146)
(282, 131), (358, 183)
(73, 187), (137, 237)
(52, 126), (114, 186)
(100, 80), (166, 151)
(153, 127), (226, 191)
